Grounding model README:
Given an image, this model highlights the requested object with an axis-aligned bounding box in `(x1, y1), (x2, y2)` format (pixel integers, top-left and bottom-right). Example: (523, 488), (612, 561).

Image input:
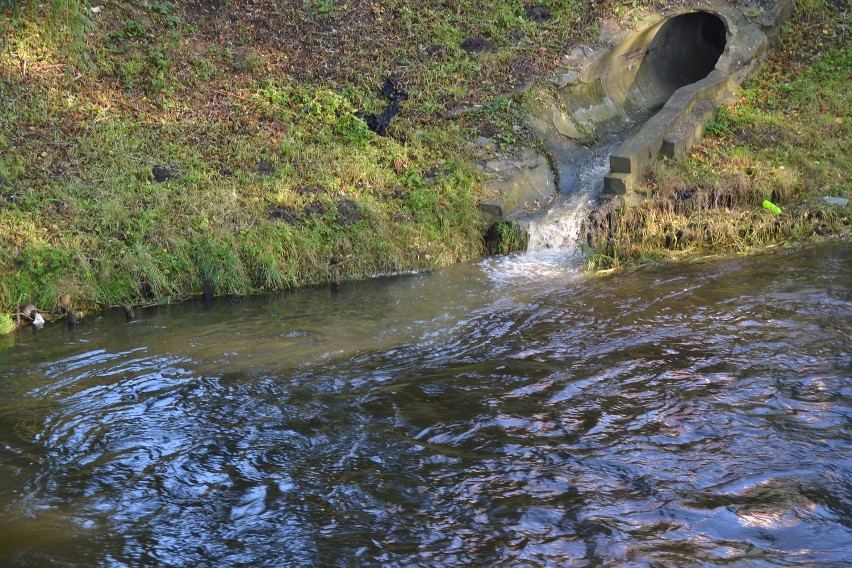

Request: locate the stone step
(603, 172), (631, 196)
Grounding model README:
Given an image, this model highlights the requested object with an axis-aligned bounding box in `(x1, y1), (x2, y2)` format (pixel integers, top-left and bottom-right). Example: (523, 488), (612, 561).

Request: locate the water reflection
(1, 243), (850, 566)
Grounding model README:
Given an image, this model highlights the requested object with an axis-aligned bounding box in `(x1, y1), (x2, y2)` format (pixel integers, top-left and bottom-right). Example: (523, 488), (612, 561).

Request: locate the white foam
(526, 157), (611, 253)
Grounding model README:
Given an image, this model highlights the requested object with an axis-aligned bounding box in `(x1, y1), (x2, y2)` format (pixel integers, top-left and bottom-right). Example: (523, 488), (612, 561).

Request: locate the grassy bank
(2, 1), (849, 326)
(583, 0), (851, 271)
(1, 0), (601, 318)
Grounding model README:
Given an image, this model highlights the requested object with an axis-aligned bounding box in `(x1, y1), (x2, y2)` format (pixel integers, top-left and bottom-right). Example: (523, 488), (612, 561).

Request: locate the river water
(1, 242), (850, 566)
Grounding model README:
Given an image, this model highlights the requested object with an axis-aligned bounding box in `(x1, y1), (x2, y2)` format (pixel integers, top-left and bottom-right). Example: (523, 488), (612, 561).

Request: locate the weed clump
(0, 313), (15, 335)
(484, 220), (528, 255)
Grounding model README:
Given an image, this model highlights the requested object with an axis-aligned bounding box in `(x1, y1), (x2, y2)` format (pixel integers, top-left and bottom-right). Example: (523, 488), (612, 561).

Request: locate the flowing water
(1, 243), (850, 567)
(524, 115), (647, 254)
(524, 154), (611, 252)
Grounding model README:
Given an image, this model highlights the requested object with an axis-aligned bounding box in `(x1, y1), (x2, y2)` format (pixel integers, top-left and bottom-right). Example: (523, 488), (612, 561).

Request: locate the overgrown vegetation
(484, 219), (528, 255)
(0, 313), (14, 335)
(0, 0), (604, 319)
(583, 0), (851, 271)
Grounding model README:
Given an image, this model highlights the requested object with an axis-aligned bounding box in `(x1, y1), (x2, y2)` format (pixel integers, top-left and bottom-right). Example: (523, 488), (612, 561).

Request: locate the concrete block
(603, 173), (631, 195)
(610, 154), (634, 174)
(478, 200), (505, 221)
(662, 100), (718, 157)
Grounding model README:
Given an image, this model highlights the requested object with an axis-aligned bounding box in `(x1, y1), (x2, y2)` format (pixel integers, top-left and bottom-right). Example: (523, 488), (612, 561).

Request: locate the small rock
(152, 164), (181, 182)
(478, 200), (505, 221)
(257, 159), (276, 176)
(822, 196), (848, 207)
(525, 6), (552, 23)
(475, 136), (496, 151)
(461, 36), (497, 53)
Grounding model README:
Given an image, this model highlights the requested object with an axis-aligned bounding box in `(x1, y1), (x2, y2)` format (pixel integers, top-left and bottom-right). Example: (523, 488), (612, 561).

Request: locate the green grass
(0, 313), (14, 334)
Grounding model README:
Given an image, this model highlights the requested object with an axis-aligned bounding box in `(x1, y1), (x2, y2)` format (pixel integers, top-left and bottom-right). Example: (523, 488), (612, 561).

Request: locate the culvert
(624, 12), (727, 113)
(478, 1), (793, 227)
(601, 10), (736, 195)
(585, 10), (730, 120)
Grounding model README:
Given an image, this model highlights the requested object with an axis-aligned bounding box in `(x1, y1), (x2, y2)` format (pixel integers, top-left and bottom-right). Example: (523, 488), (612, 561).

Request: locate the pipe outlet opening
(625, 11), (727, 112)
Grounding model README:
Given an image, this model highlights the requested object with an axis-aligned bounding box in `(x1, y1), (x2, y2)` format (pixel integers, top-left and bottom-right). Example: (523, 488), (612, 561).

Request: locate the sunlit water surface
(1, 243), (850, 566)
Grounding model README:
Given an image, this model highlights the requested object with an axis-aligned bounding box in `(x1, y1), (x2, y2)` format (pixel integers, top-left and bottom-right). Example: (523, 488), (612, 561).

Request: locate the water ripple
(0, 243), (849, 566)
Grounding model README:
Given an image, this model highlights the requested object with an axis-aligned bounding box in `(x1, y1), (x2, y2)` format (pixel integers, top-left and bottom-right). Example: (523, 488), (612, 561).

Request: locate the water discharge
(524, 156), (612, 253)
(1, 243), (850, 566)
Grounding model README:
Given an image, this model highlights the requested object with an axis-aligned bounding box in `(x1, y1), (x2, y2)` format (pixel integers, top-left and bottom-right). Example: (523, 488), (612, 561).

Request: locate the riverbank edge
(583, 210), (851, 278)
(2, 1), (849, 335)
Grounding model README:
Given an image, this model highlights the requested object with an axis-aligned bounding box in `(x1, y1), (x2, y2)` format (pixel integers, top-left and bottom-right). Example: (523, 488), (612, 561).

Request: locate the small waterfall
(482, 155), (612, 286)
(525, 191), (592, 252)
(525, 157), (612, 253)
